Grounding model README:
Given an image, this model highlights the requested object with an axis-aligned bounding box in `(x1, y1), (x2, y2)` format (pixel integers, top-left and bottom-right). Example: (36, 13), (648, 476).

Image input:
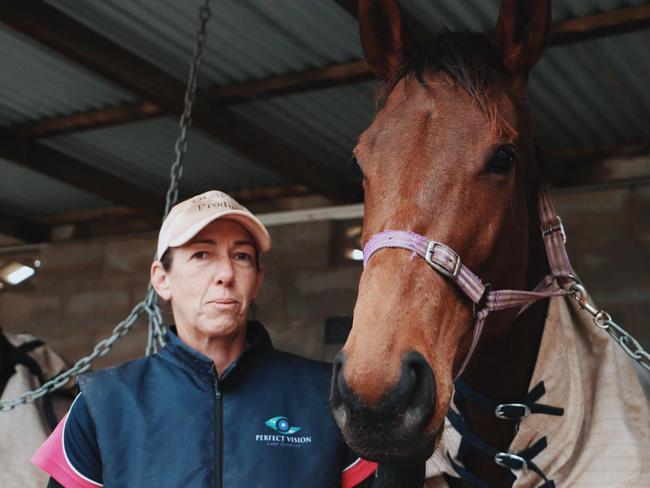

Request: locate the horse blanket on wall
(0, 333), (72, 488)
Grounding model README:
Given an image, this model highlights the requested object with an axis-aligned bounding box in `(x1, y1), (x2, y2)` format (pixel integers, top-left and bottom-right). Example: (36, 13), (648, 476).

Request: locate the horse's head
(331, 0), (551, 463)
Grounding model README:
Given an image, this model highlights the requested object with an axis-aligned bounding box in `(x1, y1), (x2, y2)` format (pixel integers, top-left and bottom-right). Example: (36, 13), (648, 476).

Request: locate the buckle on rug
(495, 403), (531, 419)
(495, 452), (527, 471)
(425, 241), (461, 278)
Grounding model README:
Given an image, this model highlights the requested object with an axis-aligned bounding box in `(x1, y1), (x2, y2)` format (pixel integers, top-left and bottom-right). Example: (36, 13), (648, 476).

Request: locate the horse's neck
(453, 200), (550, 486)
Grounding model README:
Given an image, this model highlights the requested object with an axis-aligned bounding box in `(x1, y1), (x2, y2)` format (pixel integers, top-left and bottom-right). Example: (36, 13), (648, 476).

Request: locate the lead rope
(0, 0), (213, 413)
(537, 184), (650, 371)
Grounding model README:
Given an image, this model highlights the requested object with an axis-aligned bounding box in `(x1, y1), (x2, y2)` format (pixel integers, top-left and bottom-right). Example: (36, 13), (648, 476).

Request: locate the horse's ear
(359, 0), (412, 80)
(494, 0), (550, 80)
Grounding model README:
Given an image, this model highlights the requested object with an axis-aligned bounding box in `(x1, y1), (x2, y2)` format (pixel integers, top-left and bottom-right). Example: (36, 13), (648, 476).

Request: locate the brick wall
(1, 185), (648, 372)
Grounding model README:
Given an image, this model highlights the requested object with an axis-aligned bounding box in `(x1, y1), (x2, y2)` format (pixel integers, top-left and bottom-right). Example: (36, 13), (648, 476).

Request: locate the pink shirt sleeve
(31, 412), (103, 488)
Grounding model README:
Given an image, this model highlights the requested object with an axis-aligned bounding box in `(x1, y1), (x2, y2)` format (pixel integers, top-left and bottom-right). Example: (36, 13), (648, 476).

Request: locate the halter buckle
(541, 216), (566, 244)
(494, 452), (527, 471)
(425, 241), (461, 278)
(495, 403), (531, 420)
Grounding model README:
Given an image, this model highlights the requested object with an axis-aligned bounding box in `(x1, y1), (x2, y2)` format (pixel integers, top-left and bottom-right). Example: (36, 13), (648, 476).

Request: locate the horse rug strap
(362, 184), (576, 377)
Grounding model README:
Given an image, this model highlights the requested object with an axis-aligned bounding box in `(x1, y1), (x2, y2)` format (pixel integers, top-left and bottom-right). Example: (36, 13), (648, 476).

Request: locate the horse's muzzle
(330, 350), (437, 463)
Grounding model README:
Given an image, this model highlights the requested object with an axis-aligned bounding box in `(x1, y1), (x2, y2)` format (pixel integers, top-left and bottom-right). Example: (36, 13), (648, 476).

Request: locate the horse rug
(425, 295), (650, 487)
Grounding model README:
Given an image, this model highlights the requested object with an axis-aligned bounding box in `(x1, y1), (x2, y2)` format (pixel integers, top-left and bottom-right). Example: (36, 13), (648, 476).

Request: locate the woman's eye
(192, 251), (209, 260)
(234, 252), (252, 263)
(486, 145), (516, 174)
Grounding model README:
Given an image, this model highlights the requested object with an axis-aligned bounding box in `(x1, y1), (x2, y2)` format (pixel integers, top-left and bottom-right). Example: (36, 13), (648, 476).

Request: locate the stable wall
(1, 185), (649, 372)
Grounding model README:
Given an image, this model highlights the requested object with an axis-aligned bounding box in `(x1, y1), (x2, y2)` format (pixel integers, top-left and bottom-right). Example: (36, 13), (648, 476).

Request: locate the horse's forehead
(361, 75), (519, 151)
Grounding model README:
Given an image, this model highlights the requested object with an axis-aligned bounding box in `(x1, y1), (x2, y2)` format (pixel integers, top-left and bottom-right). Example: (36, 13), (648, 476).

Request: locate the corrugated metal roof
(531, 30), (650, 149)
(0, 0), (648, 227)
(0, 157), (109, 217)
(47, 0), (362, 88)
(232, 81), (377, 175)
(0, 24), (136, 127)
(41, 118), (286, 196)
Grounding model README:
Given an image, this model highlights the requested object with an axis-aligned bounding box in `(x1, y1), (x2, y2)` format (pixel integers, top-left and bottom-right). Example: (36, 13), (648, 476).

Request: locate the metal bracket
(494, 452), (528, 471)
(495, 403), (531, 420)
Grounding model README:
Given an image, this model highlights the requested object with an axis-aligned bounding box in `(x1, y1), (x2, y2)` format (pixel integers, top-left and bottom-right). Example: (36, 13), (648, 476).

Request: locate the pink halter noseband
(362, 184), (575, 378)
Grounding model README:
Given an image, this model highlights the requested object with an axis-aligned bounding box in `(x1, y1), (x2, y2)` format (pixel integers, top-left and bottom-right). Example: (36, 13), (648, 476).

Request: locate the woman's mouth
(209, 298), (238, 306)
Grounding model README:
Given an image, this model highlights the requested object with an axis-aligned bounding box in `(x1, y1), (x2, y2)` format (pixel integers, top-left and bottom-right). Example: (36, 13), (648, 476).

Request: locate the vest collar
(161, 321), (273, 380)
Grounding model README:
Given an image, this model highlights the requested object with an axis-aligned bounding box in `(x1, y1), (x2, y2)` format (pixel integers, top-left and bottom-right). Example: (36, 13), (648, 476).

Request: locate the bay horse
(331, 1), (649, 486)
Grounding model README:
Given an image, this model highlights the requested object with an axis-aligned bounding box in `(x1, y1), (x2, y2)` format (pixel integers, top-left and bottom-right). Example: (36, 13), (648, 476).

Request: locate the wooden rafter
(549, 139), (650, 163)
(12, 4), (650, 141)
(14, 102), (161, 138)
(0, 0), (347, 202)
(13, 60), (373, 138)
(32, 185), (323, 241)
(0, 211), (50, 243)
(549, 4), (650, 46)
(0, 128), (164, 213)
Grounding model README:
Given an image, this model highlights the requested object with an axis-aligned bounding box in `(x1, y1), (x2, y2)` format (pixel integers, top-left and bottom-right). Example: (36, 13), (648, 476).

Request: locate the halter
(362, 184), (575, 378)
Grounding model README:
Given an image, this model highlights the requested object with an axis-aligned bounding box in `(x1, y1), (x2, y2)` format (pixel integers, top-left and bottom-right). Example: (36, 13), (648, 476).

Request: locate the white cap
(156, 190), (271, 260)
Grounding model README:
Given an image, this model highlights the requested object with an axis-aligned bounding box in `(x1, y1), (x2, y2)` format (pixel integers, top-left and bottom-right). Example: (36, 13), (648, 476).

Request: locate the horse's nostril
(402, 352), (436, 429)
(382, 352), (436, 414)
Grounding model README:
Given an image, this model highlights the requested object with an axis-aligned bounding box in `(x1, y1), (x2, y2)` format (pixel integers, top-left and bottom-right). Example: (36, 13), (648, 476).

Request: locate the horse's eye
(486, 145), (516, 174)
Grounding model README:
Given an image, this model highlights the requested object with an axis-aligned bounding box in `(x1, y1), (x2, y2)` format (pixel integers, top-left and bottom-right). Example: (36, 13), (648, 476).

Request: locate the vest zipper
(214, 374), (223, 488)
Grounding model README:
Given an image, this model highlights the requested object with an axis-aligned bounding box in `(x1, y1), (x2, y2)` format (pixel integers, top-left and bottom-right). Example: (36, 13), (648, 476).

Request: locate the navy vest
(78, 322), (351, 488)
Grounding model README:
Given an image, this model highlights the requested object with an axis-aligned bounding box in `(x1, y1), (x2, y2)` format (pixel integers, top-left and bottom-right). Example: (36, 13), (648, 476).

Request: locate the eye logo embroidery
(265, 416), (302, 435)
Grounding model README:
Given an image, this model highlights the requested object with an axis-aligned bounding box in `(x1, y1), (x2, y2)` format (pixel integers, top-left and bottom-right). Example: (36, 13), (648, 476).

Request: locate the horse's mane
(377, 32), (512, 138)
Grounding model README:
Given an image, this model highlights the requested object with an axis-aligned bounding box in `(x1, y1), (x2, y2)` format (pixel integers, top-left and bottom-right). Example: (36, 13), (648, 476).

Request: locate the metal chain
(569, 282), (650, 371)
(0, 0), (213, 413)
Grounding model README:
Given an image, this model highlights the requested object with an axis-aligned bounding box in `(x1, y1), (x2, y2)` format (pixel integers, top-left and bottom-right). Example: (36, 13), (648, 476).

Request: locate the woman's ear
(151, 261), (172, 301)
(359, 0), (412, 79)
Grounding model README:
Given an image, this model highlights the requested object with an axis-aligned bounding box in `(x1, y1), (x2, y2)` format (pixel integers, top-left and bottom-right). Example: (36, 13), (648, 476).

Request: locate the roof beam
(14, 101), (161, 138)
(549, 139), (650, 163)
(547, 139), (650, 188)
(0, 211), (50, 243)
(0, 0), (347, 201)
(549, 4), (650, 46)
(0, 128), (164, 213)
(35, 185), (324, 241)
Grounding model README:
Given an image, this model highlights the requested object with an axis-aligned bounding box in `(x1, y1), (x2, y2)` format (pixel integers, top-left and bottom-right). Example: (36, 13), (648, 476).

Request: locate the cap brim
(166, 209), (271, 256)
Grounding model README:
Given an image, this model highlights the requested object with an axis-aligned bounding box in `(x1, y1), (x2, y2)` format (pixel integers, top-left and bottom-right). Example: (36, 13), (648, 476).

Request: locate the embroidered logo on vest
(255, 415), (312, 447)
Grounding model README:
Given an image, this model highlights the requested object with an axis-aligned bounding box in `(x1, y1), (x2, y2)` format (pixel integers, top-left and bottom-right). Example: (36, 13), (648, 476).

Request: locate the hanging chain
(164, 0), (212, 216)
(0, 0), (212, 413)
(569, 282), (650, 371)
(147, 0), (212, 355)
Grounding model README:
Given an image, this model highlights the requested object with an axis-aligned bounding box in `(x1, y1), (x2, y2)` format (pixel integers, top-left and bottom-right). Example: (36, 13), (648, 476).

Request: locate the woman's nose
(213, 257), (235, 285)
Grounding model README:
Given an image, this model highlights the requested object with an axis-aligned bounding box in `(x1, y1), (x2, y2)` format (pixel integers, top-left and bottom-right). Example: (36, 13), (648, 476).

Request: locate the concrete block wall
(1, 185), (648, 374)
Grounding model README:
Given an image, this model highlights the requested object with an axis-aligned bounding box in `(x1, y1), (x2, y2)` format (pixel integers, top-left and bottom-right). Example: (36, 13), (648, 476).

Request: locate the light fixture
(345, 248), (364, 261)
(0, 260), (41, 286)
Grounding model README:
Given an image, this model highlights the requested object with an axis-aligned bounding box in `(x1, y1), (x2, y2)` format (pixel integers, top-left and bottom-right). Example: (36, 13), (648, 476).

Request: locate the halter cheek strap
(362, 184), (575, 378)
